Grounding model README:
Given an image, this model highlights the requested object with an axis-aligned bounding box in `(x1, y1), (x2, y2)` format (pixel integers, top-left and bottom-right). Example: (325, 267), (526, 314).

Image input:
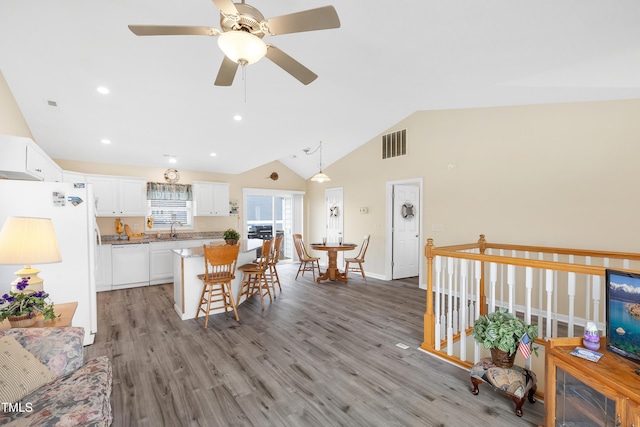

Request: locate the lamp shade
(0, 217), (62, 265)
(218, 31), (267, 65)
(310, 172), (331, 183)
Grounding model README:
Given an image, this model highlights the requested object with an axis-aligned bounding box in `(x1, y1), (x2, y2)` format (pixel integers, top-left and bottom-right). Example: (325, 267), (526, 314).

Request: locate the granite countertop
(173, 238), (263, 258)
(101, 231), (224, 245)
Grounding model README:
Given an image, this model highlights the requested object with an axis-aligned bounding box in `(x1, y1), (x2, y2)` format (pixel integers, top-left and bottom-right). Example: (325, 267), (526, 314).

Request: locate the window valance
(146, 182), (192, 201)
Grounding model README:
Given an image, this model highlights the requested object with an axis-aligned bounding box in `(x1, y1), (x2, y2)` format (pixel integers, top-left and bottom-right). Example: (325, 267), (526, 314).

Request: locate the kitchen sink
(155, 234), (177, 240)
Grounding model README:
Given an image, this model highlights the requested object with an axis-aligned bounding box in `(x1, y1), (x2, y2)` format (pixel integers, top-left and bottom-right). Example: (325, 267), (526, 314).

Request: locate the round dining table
(310, 242), (357, 282)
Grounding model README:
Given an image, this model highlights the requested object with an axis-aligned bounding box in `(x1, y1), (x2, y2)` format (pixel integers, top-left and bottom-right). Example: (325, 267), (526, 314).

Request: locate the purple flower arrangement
(0, 277), (58, 322)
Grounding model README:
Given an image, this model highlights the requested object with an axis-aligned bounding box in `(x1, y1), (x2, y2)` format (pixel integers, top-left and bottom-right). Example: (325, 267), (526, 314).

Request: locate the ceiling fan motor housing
(220, 3), (266, 38)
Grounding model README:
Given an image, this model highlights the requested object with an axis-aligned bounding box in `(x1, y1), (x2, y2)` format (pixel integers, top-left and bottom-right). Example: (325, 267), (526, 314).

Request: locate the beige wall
(306, 99), (640, 278)
(0, 70), (33, 139)
(3, 79), (640, 280)
(55, 159), (307, 235)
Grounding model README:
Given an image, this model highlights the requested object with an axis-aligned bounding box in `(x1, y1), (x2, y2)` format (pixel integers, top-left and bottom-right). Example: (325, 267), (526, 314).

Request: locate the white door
(325, 187), (344, 264)
(392, 184), (420, 279)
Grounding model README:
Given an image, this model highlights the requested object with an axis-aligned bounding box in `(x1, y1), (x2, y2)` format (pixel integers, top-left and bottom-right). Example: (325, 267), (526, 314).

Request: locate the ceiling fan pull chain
(243, 64), (247, 103)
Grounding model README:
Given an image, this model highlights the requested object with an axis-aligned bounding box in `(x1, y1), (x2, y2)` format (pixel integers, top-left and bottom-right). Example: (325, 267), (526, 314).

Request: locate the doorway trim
(385, 178), (424, 288)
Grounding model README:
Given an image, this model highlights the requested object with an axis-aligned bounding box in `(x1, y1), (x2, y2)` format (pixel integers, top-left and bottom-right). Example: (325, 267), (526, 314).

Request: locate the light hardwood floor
(86, 262), (544, 427)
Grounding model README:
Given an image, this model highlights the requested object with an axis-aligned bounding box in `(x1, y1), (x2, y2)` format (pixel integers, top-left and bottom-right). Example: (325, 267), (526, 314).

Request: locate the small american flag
(519, 333), (532, 359)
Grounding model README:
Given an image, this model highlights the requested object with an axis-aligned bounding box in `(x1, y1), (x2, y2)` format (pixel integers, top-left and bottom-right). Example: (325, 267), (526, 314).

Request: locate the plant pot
(490, 347), (517, 369)
(225, 239), (238, 246)
(7, 314), (37, 328)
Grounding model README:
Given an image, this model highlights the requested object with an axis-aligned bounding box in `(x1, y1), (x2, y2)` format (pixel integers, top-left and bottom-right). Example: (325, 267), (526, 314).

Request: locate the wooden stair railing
(422, 234), (640, 371)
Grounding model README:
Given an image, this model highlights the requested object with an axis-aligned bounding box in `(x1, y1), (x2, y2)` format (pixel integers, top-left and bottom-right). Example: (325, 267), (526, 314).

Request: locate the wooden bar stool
(237, 238), (273, 310)
(196, 243), (240, 328)
(266, 234), (283, 297)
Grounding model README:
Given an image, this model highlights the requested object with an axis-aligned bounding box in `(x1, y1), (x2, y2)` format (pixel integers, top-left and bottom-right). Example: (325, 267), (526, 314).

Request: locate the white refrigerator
(0, 180), (98, 345)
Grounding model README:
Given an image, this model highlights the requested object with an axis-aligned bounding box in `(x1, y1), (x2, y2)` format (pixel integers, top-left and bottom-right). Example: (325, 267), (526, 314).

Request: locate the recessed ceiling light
(100, 139), (111, 144)
(210, 152), (217, 157)
(169, 157), (177, 164)
(164, 154), (177, 163)
(233, 115), (242, 121)
(96, 86), (109, 94)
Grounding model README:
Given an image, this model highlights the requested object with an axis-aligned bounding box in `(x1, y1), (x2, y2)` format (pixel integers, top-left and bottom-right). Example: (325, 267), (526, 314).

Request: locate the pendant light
(307, 142), (330, 183)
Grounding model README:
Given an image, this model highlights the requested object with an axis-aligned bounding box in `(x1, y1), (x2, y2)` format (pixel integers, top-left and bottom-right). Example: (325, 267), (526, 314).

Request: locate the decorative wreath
(401, 203), (415, 218)
(329, 206), (339, 217)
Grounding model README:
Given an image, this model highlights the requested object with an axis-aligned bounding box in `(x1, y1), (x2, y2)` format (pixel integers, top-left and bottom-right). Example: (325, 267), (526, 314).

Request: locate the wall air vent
(47, 100), (57, 107)
(382, 129), (406, 159)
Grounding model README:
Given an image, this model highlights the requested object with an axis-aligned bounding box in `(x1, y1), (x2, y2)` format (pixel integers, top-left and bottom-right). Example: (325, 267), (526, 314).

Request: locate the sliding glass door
(242, 189), (304, 261)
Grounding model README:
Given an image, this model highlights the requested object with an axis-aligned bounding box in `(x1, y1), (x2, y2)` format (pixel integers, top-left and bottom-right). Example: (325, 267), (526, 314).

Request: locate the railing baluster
(553, 253), (559, 337)
(453, 258), (459, 334)
(499, 249), (505, 309)
(490, 262), (497, 313)
(434, 256), (442, 351)
(447, 257), (454, 355)
(459, 259), (468, 361)
(538, 252), (544, 335)
(568, 272), (576, 337)
(507, 264), (515, 313)
(546, 269), (554, 339)
(525, 266), (533, 325)
(474, 260), (481, 322)
(593, 275), (601, 327)
(586, 256), (592, 325)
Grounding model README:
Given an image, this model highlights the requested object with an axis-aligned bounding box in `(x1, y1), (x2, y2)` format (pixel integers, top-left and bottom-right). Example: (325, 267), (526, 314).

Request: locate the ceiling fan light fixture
(217, 31), (267, 65)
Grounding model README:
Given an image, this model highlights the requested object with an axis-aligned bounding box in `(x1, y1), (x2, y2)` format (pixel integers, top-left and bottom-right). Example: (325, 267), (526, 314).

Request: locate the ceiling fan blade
(211, 0), (239, 16)
(265, 45), (318, 85)
(128, 25), (220, 36)
(264, 6), (340, 35)
(214, 56), (239, 86)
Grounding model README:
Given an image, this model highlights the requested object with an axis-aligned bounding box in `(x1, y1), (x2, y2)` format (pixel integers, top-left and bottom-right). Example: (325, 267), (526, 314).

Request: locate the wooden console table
(0, 301), (78, 331)
(546, 336), (640, 426)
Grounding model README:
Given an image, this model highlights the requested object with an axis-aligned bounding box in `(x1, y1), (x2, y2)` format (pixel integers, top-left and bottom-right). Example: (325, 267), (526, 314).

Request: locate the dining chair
(196, 243), (240, 328)
(293, 234), (320, 280)
(237, 238), (273, 310)
(266, 234), (283, 297)
(345, 234), (371, 282)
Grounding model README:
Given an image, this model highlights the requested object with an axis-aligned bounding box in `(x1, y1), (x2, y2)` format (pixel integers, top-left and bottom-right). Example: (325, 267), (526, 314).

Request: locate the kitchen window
(146, 183), (193, 229)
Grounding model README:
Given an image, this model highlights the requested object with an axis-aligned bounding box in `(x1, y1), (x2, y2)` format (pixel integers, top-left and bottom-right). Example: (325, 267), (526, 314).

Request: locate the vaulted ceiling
(2, 1), (640, 179)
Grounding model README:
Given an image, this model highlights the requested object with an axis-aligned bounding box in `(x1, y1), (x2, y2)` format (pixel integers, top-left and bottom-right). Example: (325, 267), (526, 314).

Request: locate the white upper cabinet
(192, 181), (230, 216)
(62, 171), (87, 184)
(0, 134), (63, 181)
(88, 175), (147, 217)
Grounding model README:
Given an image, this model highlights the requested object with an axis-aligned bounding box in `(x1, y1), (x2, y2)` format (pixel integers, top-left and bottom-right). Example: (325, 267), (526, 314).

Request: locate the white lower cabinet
(105, 238), (223, 289)
(96, 245), (112, 292)
(150, 241), (179, 285)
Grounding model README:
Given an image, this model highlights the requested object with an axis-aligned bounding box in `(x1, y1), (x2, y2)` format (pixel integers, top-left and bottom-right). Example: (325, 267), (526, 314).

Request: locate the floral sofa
(0, 327), (112, 426)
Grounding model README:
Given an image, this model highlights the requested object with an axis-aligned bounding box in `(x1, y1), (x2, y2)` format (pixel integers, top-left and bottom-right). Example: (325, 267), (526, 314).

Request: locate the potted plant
(0, 278), (58, 327)
(472, 307), (538, 368)
(223, 228), (240, 245)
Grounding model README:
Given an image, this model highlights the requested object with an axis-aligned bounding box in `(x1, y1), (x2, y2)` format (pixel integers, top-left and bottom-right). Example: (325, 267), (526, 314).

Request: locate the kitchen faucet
(170, 221), (182, 239)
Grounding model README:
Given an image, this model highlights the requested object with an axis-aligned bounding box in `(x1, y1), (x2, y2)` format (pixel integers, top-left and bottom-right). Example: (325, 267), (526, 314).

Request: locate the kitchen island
(172, 239), (263, 320)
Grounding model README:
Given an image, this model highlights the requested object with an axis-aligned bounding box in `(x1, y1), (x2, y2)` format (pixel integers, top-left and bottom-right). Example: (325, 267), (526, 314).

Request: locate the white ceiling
(2, 1), (640, 179)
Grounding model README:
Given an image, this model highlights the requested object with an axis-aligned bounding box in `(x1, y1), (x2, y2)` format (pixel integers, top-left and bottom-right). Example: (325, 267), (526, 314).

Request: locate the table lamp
(0, 216), (62, 292)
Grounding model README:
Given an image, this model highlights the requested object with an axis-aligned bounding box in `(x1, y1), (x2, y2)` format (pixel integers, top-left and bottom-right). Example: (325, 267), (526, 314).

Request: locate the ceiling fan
(128, 0), (340, 86)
